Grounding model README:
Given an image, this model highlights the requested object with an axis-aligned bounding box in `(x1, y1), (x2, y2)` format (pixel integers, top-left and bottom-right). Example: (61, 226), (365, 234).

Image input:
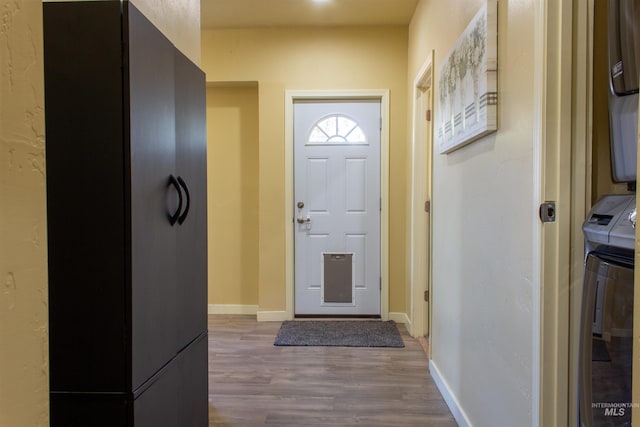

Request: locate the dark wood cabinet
(43, 2), (208, 425)
(174, 49), (209, 351)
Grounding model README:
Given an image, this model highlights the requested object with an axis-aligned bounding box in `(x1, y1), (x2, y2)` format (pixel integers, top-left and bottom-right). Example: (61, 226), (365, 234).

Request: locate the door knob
(297, 215), (311, 224)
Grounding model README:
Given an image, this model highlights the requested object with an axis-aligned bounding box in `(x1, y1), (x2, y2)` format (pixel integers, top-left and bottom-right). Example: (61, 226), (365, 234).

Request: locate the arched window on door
(308, 115), (367, 145)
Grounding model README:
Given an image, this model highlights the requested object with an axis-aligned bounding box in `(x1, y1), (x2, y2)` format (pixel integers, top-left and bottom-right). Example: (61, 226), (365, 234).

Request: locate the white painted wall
(0, 1), (200, 425)
(409, 1), (537, 425)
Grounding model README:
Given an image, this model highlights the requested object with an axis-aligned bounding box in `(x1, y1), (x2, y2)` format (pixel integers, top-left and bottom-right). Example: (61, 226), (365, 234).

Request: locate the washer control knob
(628, 208), (636, 228)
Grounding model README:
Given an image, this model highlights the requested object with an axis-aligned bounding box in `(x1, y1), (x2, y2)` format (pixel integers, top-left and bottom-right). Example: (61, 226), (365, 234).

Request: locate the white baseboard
(208, 304), (258, 315)
(429, 360), (472, 427)
(257, 310), (290, 322)
(388, 312), (410, 325)
(211, 307), (406, 325)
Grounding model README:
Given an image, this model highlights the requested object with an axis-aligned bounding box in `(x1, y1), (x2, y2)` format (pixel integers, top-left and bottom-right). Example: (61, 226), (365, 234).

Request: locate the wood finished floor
(208, 315), (457, 426)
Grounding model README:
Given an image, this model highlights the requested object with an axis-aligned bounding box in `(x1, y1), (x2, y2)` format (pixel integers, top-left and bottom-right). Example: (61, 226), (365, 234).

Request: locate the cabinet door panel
(134, 365), (179, 427)
(177, 333), (209, 425)
(175, 50), (208, 347)
(133, 334), (208, 427)
(128, 4), (178, 390)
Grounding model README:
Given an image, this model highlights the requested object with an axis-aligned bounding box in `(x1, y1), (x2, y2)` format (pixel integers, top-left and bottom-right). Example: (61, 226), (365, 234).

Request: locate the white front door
(294, 100), (381, 316)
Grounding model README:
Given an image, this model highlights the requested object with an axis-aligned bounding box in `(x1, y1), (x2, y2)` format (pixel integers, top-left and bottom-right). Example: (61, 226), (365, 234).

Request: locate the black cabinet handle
(168, 175), (182, 226)
(177, 176), (190, 225)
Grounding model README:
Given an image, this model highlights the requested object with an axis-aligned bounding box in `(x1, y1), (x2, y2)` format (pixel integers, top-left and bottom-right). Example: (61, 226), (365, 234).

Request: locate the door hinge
(539, 202), (556, 223)
(426, 109), (432, 122)
(424, 290), (429, 302)
(424, 200), (430, 213)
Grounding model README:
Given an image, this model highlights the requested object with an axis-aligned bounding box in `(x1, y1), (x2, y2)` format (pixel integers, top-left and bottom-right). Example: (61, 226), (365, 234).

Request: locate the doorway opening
(410, 52), (434, 354)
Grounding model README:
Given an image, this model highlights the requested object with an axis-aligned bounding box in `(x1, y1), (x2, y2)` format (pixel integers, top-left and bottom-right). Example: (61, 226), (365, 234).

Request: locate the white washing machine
(580, 195), (635, 427)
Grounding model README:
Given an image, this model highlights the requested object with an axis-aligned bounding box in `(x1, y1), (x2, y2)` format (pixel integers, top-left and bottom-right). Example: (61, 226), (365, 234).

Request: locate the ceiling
(200, 0), (420, 29)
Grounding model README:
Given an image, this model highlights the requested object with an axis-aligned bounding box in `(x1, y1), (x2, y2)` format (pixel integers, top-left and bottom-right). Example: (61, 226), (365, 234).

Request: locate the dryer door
(579, 253), (634, 427)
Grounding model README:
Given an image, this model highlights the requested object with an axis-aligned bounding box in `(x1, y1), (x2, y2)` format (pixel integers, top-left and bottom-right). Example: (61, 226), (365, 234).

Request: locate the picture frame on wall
(437, 0), (498, 154)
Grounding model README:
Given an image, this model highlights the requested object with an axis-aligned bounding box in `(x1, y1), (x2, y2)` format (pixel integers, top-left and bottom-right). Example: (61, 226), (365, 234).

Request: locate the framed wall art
(437, 1), (498, 154)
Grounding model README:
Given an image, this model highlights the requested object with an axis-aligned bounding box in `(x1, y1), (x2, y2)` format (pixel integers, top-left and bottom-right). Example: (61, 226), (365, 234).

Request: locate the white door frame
(537, 0), (589, 425)
(409, 52), (434, 339)
(568, 1), (594, 425)
(284, 90), (390, 320)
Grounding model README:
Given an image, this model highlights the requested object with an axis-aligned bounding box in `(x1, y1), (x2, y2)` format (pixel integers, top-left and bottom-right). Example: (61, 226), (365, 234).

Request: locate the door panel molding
(284, 90), (390, 320)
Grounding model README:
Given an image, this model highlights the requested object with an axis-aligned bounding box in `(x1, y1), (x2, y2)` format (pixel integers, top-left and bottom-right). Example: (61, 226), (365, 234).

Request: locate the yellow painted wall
(409, 0), (537, 425)
(130, 0), (201, 65)
(0, 1), (199, 425)
(0, 1), (47, 425)
(207, 85), (259, 306)
(201, 27), (409, 313)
